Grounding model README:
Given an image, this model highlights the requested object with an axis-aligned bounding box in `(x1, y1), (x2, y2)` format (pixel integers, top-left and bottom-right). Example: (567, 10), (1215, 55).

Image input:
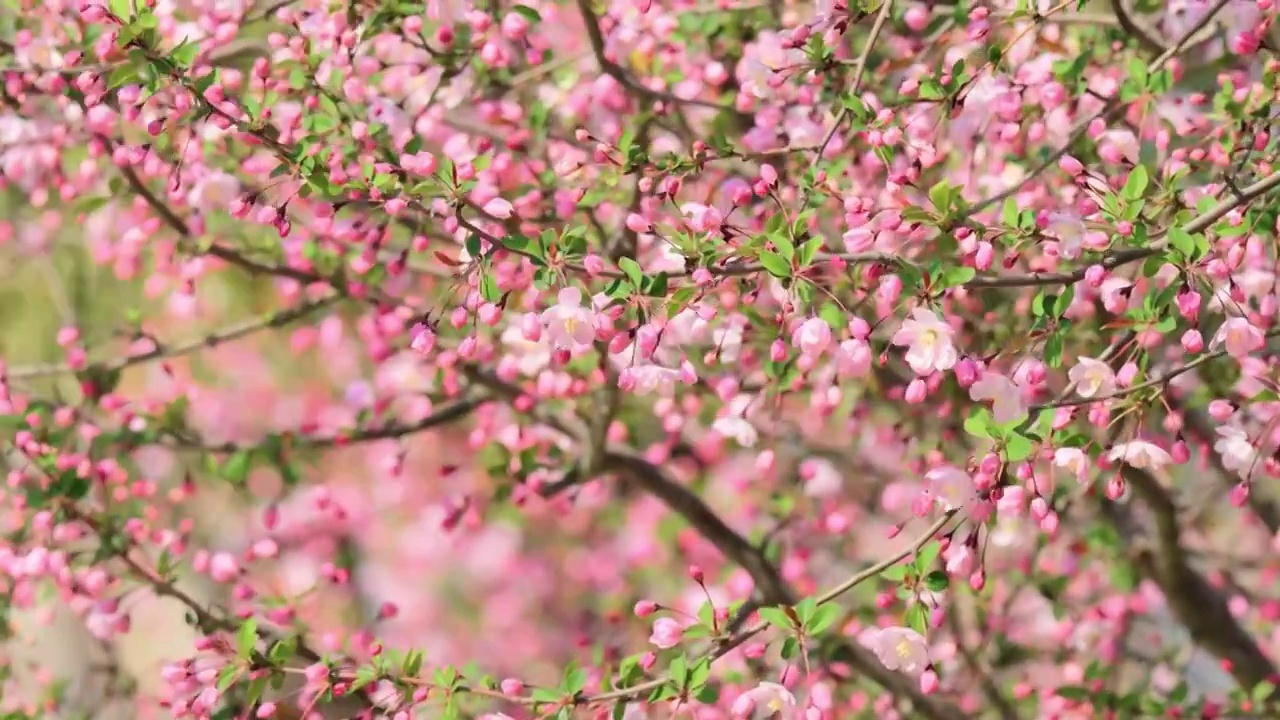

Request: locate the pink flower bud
(482, 197), (514, 219)
(634, 600), (658, 617)
(1059, 155), (1084, 175)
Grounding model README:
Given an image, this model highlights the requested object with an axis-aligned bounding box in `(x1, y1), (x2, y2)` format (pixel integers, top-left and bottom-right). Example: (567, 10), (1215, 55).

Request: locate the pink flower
(864, 626), (930, 675)
(891, 307), (958, 375)
(649, 617), (684, 648)
(1067, 356), (1116, 399)
(924, 466), (976, 511)
(541, 287), (596, 350)
(791, 317), (832, 357)
(410, 323), (436, 355)
(482, 197), (514, 219)
(969, 372), (1027, 424)
(680, 202), (723, 233)
(1212, 317), (1265, 358)
(732, 681), (796, 719)
(209, 552), (240, 583)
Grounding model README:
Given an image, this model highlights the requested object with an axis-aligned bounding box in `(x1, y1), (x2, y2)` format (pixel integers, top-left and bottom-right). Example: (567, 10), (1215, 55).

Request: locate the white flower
(541, 287), (596, 350)
(713, 416), (759, 448)
(631, 364), (681, 396)
(925, 466), (977, 511)
(891, 307), (958, 376)
(1108, 441), (1173, 470)
(1215, 425), (1258, 480)
(1045, 212), (1086, 259)
(864, 626), (931, 675)
(1068, 356), (1117, 399)
(1054, 447), (1089, 478)
(970, 372), (1028, 424)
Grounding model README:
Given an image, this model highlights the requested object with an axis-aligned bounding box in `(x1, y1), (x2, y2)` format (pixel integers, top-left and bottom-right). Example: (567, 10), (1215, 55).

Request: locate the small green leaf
(924, 571), (949, 592)
(757, 606), (794, 630)
(1005, 433), (1034, 461)
(904, 603), (928, 635)
(618, 257), (643, 286)
(935, 266), (975, 289)
(927, 181), (953, 213)
(758, 251), (792, 278)
(237, 619), (258, 658)
(1122, 165), (1149, 200)
(480, 273), (501, 302)
(805, 603), (841, 635)
(964, 409), (995, 439)
(512, 5), (543, 23)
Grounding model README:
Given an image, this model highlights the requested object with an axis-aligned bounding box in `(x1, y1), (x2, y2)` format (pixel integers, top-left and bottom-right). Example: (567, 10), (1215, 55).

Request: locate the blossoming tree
(2, 0), (1280, 718)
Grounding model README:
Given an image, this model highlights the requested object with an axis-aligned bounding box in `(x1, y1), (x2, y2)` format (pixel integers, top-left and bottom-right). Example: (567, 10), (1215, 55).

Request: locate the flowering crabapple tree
(6, 0), (1280, 718)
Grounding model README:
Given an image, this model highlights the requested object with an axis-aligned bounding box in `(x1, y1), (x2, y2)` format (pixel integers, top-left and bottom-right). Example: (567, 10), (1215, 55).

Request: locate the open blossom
(1108, 441), (1174, 470)
(1045, 212), (1086, 259)
(925, 466), (977, 510)
(1215, 425), (1258, 480)
(891, 307), (958, 375)
(969, 372), (1027, 424)
(864, 626), (930, 675)
(629, 364), (681, 395)
(1068, 356), (1117, 398)
(1212, 317), (1265, 358)
(732, 682), (796, 719)
(1054, 447), (1089, 479)
(712, 416), (759, 447)
(541, 287), (596, 350)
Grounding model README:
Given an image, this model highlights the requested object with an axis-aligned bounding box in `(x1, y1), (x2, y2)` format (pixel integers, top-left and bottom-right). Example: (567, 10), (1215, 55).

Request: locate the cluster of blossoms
(2, 0), (1280, 719)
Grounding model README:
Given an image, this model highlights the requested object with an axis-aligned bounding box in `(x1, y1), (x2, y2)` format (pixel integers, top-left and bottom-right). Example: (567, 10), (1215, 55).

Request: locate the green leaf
(512, 5), (543, 23)
(758, 251), (792, 278)
(1044, 333), (1064, 368)
(881, 564), (907, 582)
(1253, 681), (1276, 702)
(904, 603), (928, 635)
(643, 272), (669, 298)
(479, 273), (501, 302)
(915, 541), (942, 572)
(222, 451), (253, 485)
(1001, 197), (1019, 228)
(964, 409), (996, 439)
(928, 181), (953, 213)
(618, 257), (643, 286)
(924, 570), (950, 592)
(1167, 227), (1195, 258)
(806, 603), (842, 635)
(1005, 433), (1034, 461)
(1056, 686), (1091, 700)
(757, 606), (794, 630)
(780, 636), (800, 660)
(171, 42), (199, 68)
(935, 266), (975, 289)
(237, 619), (258, 658)
(1122, 165), (1149, 201)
